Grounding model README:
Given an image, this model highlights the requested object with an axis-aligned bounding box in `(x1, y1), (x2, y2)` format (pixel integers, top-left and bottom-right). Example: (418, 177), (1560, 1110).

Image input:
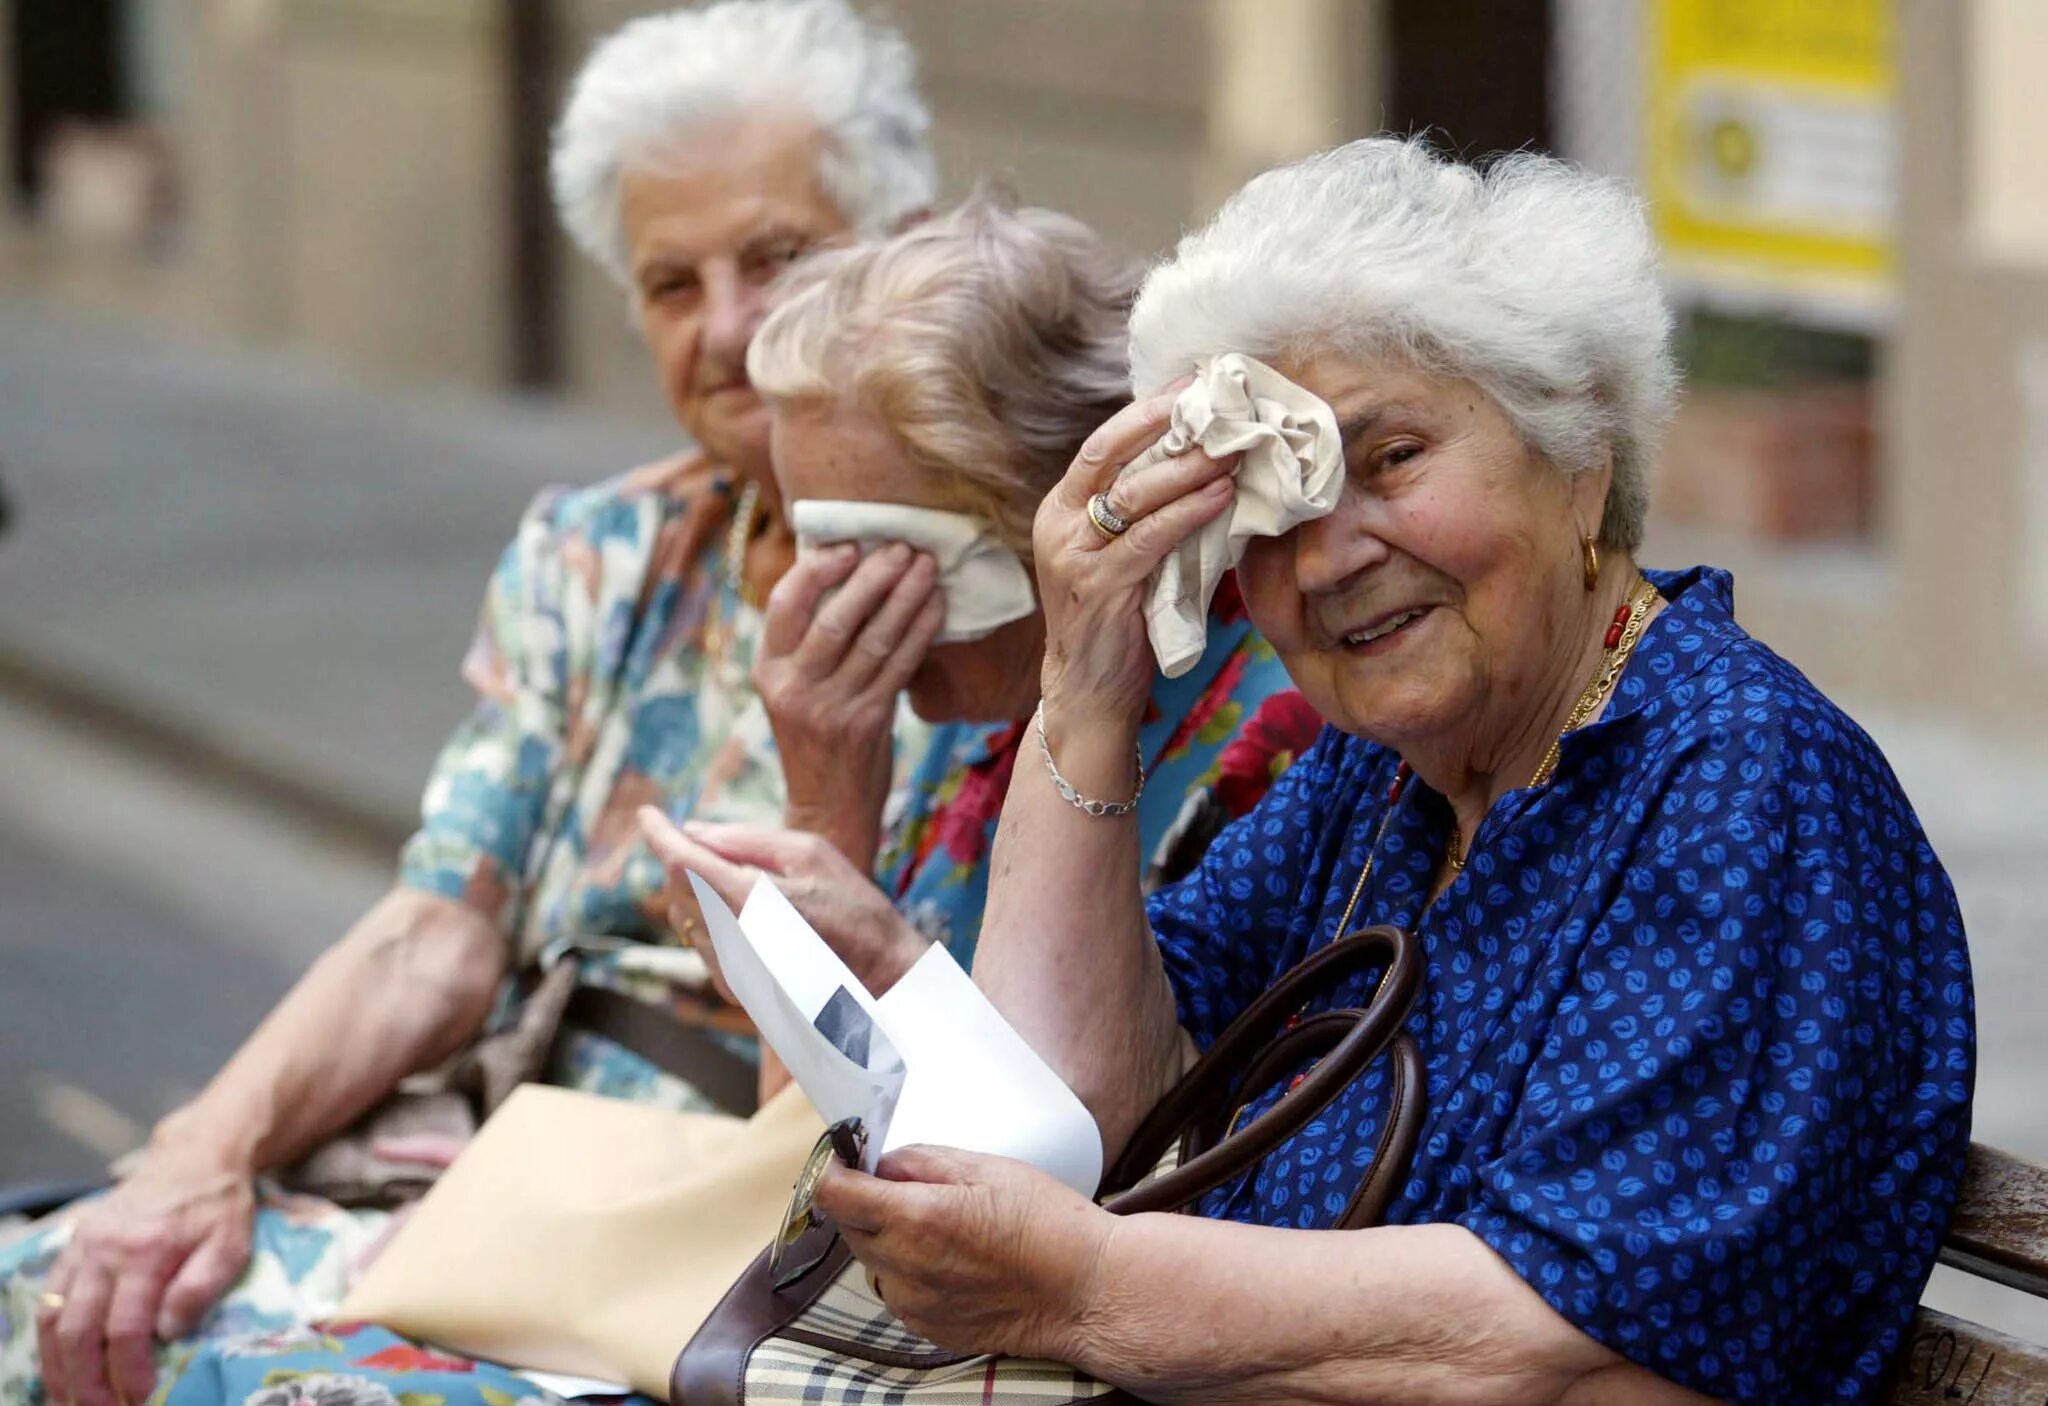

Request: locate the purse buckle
(769, 1117), (866, 1290)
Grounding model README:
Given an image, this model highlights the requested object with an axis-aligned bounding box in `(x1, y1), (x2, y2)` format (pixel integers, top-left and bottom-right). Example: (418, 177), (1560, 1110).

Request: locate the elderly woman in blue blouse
(811, 139), (1975, 1404)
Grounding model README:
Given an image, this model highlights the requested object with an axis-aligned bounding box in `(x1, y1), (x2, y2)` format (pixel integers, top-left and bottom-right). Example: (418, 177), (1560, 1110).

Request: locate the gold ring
(1085, 492), (1129, 540)
(37, 1290), (64, 1313)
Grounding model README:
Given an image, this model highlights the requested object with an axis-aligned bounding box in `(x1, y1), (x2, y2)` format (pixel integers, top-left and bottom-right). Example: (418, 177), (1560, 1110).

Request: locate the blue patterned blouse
(1148, 566), (1974, 1403)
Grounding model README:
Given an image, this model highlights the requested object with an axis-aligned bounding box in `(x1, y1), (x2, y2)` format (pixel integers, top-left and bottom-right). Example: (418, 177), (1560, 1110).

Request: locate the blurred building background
(2, 0), (2045, 1333)
(5, 0), (2047, 731)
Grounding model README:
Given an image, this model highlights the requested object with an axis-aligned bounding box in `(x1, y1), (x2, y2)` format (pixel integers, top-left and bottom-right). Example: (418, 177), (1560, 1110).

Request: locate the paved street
(0, 300), (2042, 1339)
(0, 299), (674, 832)
(0, 688), (384, 1182)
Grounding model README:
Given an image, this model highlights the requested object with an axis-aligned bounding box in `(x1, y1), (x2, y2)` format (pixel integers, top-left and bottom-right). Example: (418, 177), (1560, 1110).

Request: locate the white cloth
(791, 499), (1038, 644)
(1117, 353), (1344, 677)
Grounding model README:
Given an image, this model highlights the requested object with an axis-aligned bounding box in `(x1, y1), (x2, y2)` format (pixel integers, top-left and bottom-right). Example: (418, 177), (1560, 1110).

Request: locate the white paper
(518, 1369), (635, 1399)
(690, 872), (902, 1170)
(687, 872), (1102, 1195)
(875, 945), (1103, 1195)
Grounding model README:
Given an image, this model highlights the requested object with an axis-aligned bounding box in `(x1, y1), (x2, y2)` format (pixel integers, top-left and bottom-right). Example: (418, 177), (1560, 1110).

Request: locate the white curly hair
(1127, 137), (1679, 549)
(551, 0), (935, 287)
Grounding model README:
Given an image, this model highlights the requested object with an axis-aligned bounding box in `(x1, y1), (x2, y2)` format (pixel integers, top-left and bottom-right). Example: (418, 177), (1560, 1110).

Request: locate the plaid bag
(738, 1247), (1125, 1404)
(673, 925), (1425, 1405)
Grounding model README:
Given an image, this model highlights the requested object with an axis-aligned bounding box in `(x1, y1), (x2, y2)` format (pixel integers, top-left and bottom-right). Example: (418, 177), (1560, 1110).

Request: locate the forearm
(1069, 1218), (1621, 1406)
(972, 703), (1185, 1158)
(151, 887), (506, 1172)
(783, 799), (883, 878)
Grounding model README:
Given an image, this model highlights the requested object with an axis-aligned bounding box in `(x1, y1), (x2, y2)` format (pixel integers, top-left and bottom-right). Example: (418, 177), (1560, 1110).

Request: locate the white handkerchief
(791, 500), (1038, 644)
(1116, 354), (1344, 678)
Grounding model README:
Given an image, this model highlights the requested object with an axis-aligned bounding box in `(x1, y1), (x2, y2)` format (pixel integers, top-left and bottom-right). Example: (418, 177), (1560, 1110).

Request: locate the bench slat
(1943, 1145), (2048, 1300)
(1886, 1308), (2048, 1405)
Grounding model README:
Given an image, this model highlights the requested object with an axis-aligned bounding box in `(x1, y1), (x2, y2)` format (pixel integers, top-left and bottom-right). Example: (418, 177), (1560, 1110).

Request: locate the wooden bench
(1887, 1144), (2048, 1403)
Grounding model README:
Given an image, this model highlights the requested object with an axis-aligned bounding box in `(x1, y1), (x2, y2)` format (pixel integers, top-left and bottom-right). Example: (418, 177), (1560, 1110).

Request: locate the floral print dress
(880, 580), (1318, 966)
(0, 453), (801, 1405)
(0, 536), (1315, 1405)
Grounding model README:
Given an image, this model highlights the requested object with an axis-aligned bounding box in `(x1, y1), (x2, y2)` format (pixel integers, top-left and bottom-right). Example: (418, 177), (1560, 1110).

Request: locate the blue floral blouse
(878, 592), (1317, 972)
(1148, 566), (1975, 1403)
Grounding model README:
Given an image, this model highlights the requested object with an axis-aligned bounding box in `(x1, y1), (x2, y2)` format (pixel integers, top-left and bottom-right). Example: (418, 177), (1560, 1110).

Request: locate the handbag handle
(672, 925), (1427, 1405)
(1100, 925), (1422, 1225)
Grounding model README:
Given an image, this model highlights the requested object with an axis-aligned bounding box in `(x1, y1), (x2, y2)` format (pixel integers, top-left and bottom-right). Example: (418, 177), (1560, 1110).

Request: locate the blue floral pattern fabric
(1148, 566), (1975, 1403)
(877, 596), (1313, 969)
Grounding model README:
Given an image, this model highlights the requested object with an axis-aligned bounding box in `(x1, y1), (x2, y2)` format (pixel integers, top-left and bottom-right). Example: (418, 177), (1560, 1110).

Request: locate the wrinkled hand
(37, 1144), (255, 1406)
(639, 809), (932, 999)
(817, 1145), (1115, 1362)
(756, 541), (943, 871)
(1033, 386), (1237, 730)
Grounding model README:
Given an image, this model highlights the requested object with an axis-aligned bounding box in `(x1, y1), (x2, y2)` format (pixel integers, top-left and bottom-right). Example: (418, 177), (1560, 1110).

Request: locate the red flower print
(933, 726), (1024, 864)
(1212, 690), (1322, 816)
(353, 1344), (476, 1373)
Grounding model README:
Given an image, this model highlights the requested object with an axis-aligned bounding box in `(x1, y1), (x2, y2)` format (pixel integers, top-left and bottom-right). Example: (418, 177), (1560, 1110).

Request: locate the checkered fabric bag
(739, 1252), (1126, 1404)
(674, 926), (1425, 1406)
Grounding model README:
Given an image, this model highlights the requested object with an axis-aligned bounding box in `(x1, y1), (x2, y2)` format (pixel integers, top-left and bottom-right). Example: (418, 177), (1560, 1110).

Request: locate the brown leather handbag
(672, 924), (1426, 1406)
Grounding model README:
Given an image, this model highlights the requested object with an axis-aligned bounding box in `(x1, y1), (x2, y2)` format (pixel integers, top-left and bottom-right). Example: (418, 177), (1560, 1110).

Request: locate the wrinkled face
(622, 112), (849, 470)
(770, 399), (1044, 723)
(1236, 355), (1610, 760)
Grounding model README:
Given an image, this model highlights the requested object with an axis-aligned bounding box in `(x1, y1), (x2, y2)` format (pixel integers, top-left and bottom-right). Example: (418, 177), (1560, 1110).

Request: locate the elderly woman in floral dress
(119, 197), (1314, 1406)
(2, 3), (937, 1404)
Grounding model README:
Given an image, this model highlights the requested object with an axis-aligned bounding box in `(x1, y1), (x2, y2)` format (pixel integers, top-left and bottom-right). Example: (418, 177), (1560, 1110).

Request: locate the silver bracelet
(1034, 699), (1144, 817)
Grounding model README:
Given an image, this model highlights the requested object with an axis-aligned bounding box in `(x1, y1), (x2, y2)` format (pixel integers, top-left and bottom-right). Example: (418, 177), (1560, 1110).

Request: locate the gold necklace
(1338, 574), (1659, 931)
(1529, 576), (1657, 788)
(725, 478), (763, 607)
(1334, 765), (1414, 937)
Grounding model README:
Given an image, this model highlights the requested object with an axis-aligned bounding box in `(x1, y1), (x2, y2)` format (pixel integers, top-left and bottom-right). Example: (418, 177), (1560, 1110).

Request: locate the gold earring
(1581, 535), (1600, 593)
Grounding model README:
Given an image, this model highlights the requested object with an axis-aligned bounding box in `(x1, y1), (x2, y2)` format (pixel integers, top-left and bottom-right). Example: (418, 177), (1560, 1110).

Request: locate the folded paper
(691, 872), (1103, 1196)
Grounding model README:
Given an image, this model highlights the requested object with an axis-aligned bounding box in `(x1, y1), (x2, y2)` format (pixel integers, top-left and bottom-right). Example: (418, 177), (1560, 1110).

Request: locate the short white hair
(552, 0), (935, 286)
(1127, 138), (1679, 549)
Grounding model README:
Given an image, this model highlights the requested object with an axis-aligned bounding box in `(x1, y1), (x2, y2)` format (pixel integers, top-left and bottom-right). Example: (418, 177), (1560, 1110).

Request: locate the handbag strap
(1100, 924), (1420, 1215)
(560, 985), (760, 1115)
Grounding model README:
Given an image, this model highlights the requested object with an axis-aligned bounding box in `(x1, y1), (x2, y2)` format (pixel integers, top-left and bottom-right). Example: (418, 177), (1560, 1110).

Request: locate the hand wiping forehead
(1120, 353), (1344, 678)
(790, 500), (1037, 644)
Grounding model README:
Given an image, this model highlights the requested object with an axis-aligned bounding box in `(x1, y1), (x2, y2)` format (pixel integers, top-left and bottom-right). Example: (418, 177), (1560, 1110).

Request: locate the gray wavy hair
(551, 0), (935, 287)
(1128, 137), (1679, 549)
(748, 193), (1136, 557)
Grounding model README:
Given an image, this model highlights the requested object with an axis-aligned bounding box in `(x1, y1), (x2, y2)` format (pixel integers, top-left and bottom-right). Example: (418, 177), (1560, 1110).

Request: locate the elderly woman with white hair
(1, 3), (935, 1404)
(646, 194), (1312, 1068)
(810, 140), (1974, 1404)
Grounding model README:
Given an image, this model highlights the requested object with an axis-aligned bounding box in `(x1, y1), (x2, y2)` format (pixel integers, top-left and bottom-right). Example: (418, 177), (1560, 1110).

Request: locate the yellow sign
(1647, 0), (1897, 326)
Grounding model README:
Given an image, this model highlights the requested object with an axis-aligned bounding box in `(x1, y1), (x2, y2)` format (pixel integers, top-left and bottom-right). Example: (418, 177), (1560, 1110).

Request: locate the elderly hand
(1033, 389), (1237, 733)
(817, 1145), (1115, 1363)
(756, 541), (944, 871)
(639, 809), (932, 999)
(36, 1142), (255, 1406)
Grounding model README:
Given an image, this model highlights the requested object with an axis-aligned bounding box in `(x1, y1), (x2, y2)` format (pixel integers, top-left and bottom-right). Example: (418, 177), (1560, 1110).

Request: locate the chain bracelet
(1033, 700), (1145, 817)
